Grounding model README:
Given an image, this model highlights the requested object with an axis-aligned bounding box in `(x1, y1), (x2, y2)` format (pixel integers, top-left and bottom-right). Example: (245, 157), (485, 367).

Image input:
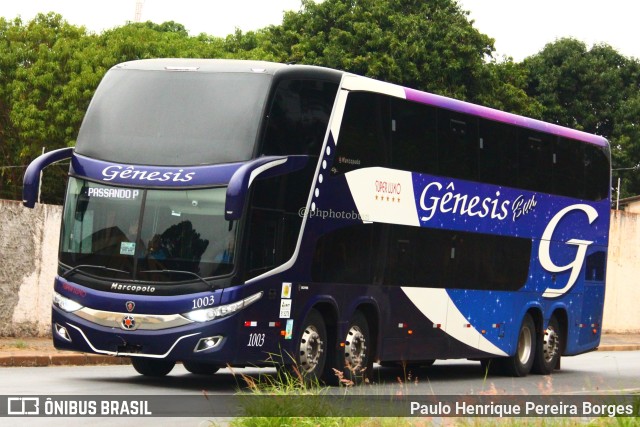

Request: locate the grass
(215, 356), (639, 427)
(225, 353), (392, 426)
(13, 339), (28, 349)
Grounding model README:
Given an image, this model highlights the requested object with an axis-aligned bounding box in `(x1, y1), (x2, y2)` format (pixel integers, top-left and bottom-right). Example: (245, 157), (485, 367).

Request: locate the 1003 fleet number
(247, 333), (265, 347)
(191, 295), (215, 310)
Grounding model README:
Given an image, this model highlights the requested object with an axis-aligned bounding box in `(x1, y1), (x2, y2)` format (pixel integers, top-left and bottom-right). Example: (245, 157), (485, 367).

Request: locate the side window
(311, 223), (382, 284)
(390, 98), (438, 174)
(518, 130), (553, 193)
(261, 79), (338, 156)
(553, 137), (585, 199)
(438, 111), (478, 181)
(331, 92), (390, 174)
(478, 119), (519, 188)
(245, 162), (317, 279)
(384, 225), (449, 287)
(585, 250), (606, 281)
(384, 225), (531, 291)
(331, 93), (609, 201)
(584, 144), (610, 201)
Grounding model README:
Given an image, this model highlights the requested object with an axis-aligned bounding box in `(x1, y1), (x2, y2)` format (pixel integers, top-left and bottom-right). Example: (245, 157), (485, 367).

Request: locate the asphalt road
(1, 350), (638, 426)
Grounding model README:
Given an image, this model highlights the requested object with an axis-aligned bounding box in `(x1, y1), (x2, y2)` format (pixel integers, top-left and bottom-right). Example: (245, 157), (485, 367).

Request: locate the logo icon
(7, 397), (40, 415)
(126, 301), (135, 312)
(121, 315), (137, 330)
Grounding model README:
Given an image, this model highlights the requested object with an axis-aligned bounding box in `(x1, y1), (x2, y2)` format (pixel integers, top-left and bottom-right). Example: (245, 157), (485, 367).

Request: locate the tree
(227, 0), (542, 116)
(523, 39), (630, 135)
(0, 13), (89, 202)
(251, 0), (496, 101)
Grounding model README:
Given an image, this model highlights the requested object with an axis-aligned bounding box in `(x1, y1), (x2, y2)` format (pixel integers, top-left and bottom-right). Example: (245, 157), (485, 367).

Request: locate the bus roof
(113, 58), (293, 73)
(111, 58), (344, 80)
(109, 59), (608, 148)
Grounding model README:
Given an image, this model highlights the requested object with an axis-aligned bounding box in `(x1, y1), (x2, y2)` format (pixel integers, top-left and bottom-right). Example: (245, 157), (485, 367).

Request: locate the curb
(597, 344), (640, 352)
(0, 353), (131, 367)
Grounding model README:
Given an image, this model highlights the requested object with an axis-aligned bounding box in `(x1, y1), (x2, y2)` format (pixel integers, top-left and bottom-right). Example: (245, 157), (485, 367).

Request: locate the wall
(0, 200), (61, 336)
(602, 210), (640, 333)
(0, 199), (637, 335)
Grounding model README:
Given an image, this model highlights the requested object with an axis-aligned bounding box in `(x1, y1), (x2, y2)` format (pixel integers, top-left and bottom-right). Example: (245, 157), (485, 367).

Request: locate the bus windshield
(75, 69), (272, 166)
(60, 178), (236, 282)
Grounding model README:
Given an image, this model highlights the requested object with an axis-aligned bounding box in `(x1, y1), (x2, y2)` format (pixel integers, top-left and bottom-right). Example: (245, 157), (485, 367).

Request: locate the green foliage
(228, 362), (411, 427)
(2, 2), (640, 200)
(476, 58), (544, 119)
(247, 0), (496, 101)
(0, 13), (90, 202)
(523, 38), (631, 135)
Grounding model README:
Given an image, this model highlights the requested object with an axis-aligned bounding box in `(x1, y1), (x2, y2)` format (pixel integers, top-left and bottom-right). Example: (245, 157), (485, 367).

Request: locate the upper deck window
(333, 92), (609, 201)
(261, 79), (339, 156)
(76, 69), (272, 166)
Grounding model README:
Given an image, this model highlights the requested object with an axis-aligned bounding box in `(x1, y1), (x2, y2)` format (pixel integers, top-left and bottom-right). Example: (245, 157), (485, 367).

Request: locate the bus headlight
(182, 291), (263, 323)
(53, 292), (84, 313)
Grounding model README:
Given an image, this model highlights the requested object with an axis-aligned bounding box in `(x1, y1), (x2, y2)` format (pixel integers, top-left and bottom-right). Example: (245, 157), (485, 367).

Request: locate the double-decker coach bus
(23, 59), (610, 380)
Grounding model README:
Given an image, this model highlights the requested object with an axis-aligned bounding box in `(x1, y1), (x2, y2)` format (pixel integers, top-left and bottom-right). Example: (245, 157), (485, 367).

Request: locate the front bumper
(52, 306), (240, 363)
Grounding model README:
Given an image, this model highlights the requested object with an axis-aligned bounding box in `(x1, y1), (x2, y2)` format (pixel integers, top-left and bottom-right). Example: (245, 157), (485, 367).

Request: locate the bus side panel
(378, 287), (451, 362)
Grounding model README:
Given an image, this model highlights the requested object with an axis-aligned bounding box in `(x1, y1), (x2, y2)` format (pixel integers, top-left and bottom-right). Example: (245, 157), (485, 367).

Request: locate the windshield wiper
(139, 269), (219, 290)
(62, 264), (131, 279)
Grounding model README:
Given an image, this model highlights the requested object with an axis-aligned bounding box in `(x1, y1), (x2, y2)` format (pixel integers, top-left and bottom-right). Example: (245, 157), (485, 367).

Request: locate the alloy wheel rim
(345, 325), (367, 369)
(517, 325), (533, 365)
(299, 325), (323, 373)
(542, 326), (559, 363)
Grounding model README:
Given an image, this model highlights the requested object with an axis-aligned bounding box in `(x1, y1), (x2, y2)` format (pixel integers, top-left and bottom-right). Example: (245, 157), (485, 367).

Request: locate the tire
(342, 311), (373, 382)
(131, 357), (176, 377)
(532, 316), (562, 375)
(501, 313), (536, 377)
(183, 361), (220, 375)
(286, 308), (328, 383)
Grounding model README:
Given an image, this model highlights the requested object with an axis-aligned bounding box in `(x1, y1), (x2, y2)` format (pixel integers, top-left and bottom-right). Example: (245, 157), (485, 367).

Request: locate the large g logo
(539, 204), (598, 298)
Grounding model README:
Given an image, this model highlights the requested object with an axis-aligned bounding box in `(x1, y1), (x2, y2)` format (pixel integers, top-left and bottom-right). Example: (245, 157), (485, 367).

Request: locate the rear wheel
(183, 361), (220, 375)
(501, 313), (536, 377)
(342, 311), (373, 382)
(131, 357), (175, 377)
(532, 316), (562, 375)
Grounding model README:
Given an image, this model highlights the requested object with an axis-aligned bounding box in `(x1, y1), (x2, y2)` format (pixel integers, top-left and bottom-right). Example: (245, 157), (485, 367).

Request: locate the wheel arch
(310, 300), (340, 359)
(526, 306), (544, 342)
(550, 308), (569, 355)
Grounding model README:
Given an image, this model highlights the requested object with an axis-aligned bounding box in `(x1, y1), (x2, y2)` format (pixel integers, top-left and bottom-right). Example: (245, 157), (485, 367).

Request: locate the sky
(0, 0), (638, 62)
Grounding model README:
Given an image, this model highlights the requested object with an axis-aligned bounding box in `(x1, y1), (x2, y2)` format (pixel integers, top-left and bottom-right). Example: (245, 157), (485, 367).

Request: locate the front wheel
(131, 357), (175, 377)
(501, 313), (536, 377)
(532, 316), (562, 375)
(285, 308), (328, 383)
